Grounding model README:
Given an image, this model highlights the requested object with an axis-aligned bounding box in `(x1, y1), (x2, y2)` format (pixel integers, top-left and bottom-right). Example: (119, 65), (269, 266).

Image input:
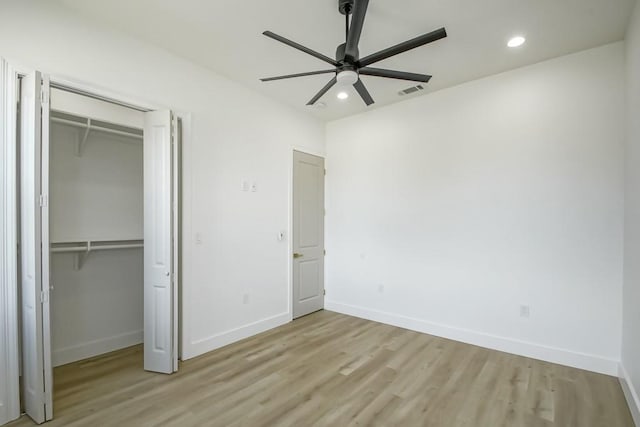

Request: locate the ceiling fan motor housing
(336, 43), (359, 64)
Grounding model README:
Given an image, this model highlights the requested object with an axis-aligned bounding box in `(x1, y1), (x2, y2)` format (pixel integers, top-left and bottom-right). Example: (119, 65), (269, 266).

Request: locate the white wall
(50, 121), (143, 243)
(622, 1), (640, 423)
(326, 42), (625, 375)
(49, 120), (144, 366)
(50, 250), (143, 366)
(0, 0), (325, 363)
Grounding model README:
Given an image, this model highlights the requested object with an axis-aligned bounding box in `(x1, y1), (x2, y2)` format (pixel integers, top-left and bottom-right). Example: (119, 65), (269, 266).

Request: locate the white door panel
(144, 110), (175, 374)
(20, 71), (52, 424)
(292, 151), (325, 318)
(40, 74), (53, 421)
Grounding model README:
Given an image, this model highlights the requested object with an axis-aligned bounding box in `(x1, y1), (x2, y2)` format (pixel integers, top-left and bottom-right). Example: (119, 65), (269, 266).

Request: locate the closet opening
(15, 71), (182, 424)
(48, 90), (147, 369)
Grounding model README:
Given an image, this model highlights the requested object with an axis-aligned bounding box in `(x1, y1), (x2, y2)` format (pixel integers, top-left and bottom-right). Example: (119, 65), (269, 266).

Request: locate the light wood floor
(9, 310), (634, 427)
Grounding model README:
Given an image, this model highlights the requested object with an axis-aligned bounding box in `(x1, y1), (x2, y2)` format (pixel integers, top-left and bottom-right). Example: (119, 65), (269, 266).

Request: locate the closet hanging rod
(51, 239), (143, 269)
(51, 240), (144, 253)
(51, 243), (144, 253)
(51, 116), (143, 140)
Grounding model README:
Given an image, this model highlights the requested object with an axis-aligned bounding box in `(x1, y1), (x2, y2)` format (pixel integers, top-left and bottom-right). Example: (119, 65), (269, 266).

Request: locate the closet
(15, 71), (178, 424)
(48, 89), (145, 367)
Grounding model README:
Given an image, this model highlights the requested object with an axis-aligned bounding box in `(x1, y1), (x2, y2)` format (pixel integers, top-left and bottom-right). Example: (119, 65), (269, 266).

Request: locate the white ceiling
(57, 0), (634, 121)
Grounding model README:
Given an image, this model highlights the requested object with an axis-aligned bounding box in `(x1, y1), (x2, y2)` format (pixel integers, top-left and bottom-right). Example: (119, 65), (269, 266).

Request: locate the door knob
(293, 253), (303, 258)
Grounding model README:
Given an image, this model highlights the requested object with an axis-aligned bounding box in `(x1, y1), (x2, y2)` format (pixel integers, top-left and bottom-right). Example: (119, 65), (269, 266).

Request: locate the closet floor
(8, 310), (634, 426)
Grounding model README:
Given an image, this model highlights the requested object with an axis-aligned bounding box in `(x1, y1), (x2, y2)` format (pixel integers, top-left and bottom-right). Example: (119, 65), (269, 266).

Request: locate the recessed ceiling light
(507, 36), (526, 48)
(337, 91), (349, 100)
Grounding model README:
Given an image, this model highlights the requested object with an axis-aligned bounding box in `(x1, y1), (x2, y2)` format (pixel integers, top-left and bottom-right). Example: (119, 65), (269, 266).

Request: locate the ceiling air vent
(398, 84), (425, 96)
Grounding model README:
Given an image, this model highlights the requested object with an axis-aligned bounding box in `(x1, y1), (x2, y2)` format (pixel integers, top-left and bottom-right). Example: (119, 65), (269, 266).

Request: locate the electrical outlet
(243, 294), (249, 305)
(250, 182), (257, 192)
(378, 284), (385, 293)
(520, 305), (530, 318)
(195, 232), (203, 245)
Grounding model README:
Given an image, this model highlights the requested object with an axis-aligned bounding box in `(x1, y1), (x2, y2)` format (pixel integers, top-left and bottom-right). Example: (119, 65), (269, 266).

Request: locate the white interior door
(143, 110), (176, 374)
(292, 150), (325, 318)
(20, 71), (53, 424)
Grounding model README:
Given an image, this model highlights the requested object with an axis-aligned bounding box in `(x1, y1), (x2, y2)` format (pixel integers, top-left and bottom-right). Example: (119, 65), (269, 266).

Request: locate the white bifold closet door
(143, 110), (178, 374)
(20, 71), (53, 424)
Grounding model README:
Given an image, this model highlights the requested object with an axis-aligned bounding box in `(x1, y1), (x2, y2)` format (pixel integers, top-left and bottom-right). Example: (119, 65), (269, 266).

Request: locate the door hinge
(39, 194), (48, 207)
(324, 249), (326, 256)
(40, 290), (49, 304)
(323, 289), (326, 296)
(324, 169), (326, 176)
(40, 88), (50, 105)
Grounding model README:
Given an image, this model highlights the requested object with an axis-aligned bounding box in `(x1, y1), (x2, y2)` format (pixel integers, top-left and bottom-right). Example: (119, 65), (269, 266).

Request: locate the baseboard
(620, 364), (640, 426)
(325, 300), (619, 376)
(52, 330), (143, 367)
(184, 312), (291, 360)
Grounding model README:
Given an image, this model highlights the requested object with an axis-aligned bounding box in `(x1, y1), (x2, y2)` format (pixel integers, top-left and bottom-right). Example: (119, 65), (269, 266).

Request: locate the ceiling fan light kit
(337, 70), (359, 86)
(260, 0), (447, 107)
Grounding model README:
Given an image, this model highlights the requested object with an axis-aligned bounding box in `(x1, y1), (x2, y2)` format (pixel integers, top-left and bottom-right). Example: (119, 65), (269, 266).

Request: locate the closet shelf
(51, 114), (143, 157)
(51, 239), (143, 270)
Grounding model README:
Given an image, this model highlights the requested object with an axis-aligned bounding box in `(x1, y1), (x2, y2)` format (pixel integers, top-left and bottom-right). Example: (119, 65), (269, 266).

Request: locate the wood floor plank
(7, 310), (634, 427)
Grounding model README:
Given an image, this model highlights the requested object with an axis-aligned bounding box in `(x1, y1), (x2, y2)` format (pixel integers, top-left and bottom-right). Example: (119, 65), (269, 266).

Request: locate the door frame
(1, 62), (187, 423)
(0, 59), (21, 426)
(288, 147), (326, 319)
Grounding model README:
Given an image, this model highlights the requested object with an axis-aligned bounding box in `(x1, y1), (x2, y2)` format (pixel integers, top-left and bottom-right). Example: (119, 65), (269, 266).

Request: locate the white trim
(52, 330), (143, 367)
(291, 145), (325, 159)
(171, 113), (179, 373)
(0, 59), (160, 113)
(325, 300), (620, 376)
(174, 111), (191, 362)
(49, 76), (157, 112)
(287, 150), (294, 318)
(0, 58), (21, 426)
(183, 312), (290, 360)
(620, 364), (640, 426)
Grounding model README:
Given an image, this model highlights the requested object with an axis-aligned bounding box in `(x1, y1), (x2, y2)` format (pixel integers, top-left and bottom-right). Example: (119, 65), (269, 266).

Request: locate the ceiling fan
(260, 0), (447, 107)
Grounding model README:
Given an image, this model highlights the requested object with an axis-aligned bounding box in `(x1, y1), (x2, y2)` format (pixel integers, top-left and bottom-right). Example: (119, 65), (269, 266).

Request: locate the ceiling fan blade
(358, 27), (447, 68)
(263, 31), (340, 67)
(261, 69), (336, 82)
(345, 0), (369, 62)
(353, 79), (374, 106)
(307, 76), (338, 105)
(359, 67), (432, 83)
